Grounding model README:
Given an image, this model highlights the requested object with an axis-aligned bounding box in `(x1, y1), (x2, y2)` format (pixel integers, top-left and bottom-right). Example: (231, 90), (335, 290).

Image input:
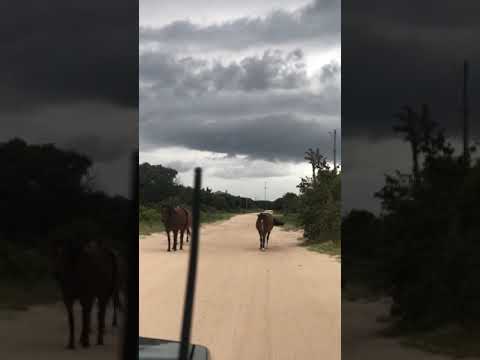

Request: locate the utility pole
(264, 182), (267, 202)
(333, 129), (337, 174)
(462, 60), (470, 167)
(329, 129), (337, 173)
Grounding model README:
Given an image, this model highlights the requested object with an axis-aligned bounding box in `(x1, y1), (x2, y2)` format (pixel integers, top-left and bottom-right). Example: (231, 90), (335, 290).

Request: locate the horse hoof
(80, 338), (90, 348)
(66, 344), (75, 350)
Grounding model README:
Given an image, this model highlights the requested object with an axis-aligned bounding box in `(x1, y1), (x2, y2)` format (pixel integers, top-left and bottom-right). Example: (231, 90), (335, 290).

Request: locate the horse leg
(173, 230), (178, 251)
(97, 298), (107, 345)
(64, 298), (75, 349)
(186, 229), (190, 243)
(80, 298), (93, 348)
(266, 231), (271, 249)
(167, 230), (171, 252)
(180, 229), (185, 250)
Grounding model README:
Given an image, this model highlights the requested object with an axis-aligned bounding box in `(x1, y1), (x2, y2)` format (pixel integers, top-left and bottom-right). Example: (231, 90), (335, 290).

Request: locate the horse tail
(259, 215), (266, 236)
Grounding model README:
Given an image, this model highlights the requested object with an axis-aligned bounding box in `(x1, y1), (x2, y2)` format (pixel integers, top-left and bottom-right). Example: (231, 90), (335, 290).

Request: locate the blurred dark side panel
(342, 1), (480, 359)
(0, 1), (138, 359)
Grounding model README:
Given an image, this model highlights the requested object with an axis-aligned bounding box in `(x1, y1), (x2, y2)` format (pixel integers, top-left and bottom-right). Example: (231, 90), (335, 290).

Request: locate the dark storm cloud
(140, 49), (308, 93)
(210, 161), (289, 179)
(1, 0), (138, 111)
(1, 102), (137, 164)
(141, 113), (340, 163)
(342, 1), (480, 211)
(163, 160), (197, 173)
(342, 1), (480, 140)
(140, 48), (340, 162)
(1, 1), (138, 197)
(62, 134), (134, 164)
(141, 86), (339, 126)
(140, 0), (339, 51)
(318, 61), (341, 83)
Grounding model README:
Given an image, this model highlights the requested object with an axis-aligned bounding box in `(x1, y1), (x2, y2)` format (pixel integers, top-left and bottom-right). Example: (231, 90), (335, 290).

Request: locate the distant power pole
(462, 60), (470, 167)
(333, 129), (337, 173)
(264, 182), (267, 202)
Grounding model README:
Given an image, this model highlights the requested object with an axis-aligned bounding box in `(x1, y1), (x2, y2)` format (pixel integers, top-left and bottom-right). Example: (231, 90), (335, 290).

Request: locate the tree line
(272, 148), (341, 245)
(343, 104), (480, 331)
(0, 138), (132, 284)
(139, 162), (271, 227)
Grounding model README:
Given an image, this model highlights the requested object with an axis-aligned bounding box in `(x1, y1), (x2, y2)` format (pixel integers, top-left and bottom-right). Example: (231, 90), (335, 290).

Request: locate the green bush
(297, 163), (340, 243)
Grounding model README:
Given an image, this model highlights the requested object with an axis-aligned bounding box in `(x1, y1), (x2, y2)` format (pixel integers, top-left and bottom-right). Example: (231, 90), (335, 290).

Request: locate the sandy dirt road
(343, 298), (480, 360)
(140, 213), (340, 360)
(0, 301), (123, 359)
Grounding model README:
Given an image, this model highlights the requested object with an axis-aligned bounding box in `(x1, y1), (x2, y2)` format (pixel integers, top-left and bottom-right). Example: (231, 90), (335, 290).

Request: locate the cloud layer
(2, 1), (138, 197)
(140, 49), (340, 162)
(342, 0), (480, 211)
(140, 0), (340, 198)
(140, 0), (339, 51)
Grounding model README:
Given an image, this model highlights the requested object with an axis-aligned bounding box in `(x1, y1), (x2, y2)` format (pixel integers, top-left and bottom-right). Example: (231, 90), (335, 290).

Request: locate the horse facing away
(160, 206), (191, 251)
(256, 212), (274, 250)
(51, 238), (122, 349)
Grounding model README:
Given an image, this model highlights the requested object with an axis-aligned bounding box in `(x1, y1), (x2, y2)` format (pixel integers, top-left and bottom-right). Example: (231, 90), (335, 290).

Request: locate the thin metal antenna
(179, 168), (202, 360)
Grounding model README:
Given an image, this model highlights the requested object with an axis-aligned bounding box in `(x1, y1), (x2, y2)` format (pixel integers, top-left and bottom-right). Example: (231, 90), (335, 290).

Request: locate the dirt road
(0, 302), (122, 359)
(140, 213), (340, 360)
(343, 299), (480, 360)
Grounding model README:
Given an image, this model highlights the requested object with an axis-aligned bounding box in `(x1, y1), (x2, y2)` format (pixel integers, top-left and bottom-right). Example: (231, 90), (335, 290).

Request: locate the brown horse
(160, 205), (191, 251)
(51, 238), (121, 349)
(256, 212), (274, 250)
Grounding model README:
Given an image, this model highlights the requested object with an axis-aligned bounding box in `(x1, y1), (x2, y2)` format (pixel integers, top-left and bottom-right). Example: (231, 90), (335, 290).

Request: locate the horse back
(71, 245), (117, 299)
(257, 213), (274, 232)
(166, 207), (189, 230)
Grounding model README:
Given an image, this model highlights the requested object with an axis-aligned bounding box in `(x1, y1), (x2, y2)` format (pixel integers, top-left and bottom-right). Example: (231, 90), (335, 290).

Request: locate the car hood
(139, 337), (210, 360)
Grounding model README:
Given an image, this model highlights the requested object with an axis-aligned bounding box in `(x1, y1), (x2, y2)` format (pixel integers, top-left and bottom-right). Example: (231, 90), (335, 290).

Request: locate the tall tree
(304, 147), (323, 183)
(393, 106), (422, 185)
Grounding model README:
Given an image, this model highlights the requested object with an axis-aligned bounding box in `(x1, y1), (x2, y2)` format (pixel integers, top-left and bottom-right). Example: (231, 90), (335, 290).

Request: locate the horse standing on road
(256, 212), (274, 250)
(51, 237), (122, 349)
(160, 206), (191, 251)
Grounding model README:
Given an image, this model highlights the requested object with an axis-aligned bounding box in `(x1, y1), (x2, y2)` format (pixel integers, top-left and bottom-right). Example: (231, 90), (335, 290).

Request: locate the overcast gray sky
(139, 0), (341, 200)
(1, 0), (137, 198)
(342, 0), (480, 213)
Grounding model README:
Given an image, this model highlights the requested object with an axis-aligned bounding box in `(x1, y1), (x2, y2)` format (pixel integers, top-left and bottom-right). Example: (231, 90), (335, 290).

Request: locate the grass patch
(139, 210), (239, 236)
(0, 278), (59, 311)
(274, 213), (301, 231)
(305, 241), (341, 257)
(139, 221), (164, 236)
(401, 326), (480, 358)
(342, 259), (389, 301)
(342, 282), (386, 302)
(200, 211), (236, 224)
